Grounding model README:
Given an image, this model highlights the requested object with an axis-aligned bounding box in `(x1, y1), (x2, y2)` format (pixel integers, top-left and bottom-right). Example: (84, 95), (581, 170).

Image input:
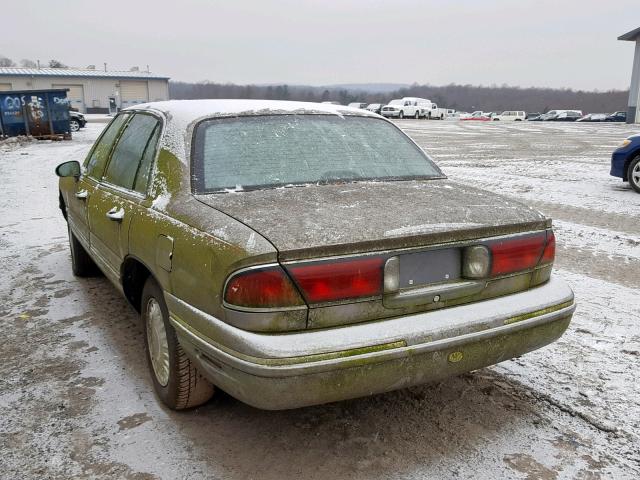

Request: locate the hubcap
(632, 163), (640, 187)
(70, 121), (79, 132)
(146, 298), (170, 386)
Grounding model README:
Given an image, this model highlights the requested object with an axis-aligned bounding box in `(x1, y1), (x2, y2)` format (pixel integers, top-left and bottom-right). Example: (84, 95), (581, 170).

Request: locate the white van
(493, 111), (526, 121)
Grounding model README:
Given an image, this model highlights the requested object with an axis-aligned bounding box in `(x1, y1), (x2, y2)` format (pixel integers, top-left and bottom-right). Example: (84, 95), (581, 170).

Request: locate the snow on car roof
(129, 99), (378, 123)
(127, 99), (381, 164)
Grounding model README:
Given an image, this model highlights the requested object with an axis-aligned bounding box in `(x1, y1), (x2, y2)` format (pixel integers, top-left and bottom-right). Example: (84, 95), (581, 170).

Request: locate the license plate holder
(398, 248), (461, 288)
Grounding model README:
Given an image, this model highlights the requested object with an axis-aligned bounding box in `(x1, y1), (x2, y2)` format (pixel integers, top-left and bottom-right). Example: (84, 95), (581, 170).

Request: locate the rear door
(88, 112), (161, 281)
(66, 113), (130, 249)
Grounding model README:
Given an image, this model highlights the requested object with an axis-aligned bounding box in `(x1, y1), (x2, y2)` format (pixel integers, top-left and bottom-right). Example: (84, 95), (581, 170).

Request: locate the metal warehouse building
(0, 67), (169, 113)
(620, 26), (640, 123)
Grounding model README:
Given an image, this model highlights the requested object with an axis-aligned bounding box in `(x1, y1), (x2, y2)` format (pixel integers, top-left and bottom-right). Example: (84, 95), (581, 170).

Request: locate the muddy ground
(1, 120), (639, 479)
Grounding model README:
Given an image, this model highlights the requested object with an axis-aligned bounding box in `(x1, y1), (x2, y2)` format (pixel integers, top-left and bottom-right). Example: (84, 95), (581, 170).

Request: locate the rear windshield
(192, 115), (442, 193)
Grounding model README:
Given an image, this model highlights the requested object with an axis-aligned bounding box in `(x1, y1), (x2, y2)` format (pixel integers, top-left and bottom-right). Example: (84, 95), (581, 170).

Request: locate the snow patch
(384, 222), (482, 237)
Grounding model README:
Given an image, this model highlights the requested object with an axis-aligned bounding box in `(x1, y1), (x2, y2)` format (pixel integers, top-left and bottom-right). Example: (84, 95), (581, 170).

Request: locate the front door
(66, 175), (97, 248)
(68, 112), (131, 248)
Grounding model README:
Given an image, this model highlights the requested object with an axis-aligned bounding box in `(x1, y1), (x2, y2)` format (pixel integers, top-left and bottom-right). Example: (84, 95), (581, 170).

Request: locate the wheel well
(624, 152), (640, 181)
(121, 258), (152, 313)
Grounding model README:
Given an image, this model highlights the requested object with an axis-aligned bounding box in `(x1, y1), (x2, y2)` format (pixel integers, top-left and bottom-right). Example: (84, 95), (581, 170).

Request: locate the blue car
(611, 134), (640, 193)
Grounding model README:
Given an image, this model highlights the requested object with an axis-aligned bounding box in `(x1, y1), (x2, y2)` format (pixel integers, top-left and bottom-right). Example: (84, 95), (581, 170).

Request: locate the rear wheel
(398, 111), (404, 119)
(414, 111), (419, 119)
(68, 224), (99, 276)
(628, 156), (640, 193)
(142, 278), (214, 409)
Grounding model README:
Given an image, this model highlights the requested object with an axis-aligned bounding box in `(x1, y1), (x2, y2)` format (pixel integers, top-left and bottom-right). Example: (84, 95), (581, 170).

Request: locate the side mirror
(55, 160), (81, 178)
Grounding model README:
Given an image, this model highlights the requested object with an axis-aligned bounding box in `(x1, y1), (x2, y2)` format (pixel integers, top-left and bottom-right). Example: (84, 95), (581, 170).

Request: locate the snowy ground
(1, 121), (639, 479)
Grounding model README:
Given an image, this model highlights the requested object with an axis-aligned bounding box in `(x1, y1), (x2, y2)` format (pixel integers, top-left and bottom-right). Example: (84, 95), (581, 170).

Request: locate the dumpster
(0, 89), (71, 139)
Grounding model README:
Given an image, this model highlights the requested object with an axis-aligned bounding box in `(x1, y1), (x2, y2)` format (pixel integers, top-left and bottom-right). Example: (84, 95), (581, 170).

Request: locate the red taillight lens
(287, 257), (384, 304)
(489, 232), (546, 276)
(541, 231), (555, 264)
(224, 266), (305, 308)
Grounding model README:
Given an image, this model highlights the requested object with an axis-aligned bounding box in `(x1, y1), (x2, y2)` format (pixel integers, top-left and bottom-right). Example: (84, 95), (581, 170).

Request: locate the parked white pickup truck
(381, 99), (421, 119)
(425, 103), (447, 120)
(406, 97), (447, 120)
(381, 97), (450, 119)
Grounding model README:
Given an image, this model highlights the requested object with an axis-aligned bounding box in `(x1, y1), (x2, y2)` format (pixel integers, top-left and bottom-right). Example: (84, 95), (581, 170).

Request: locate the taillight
(286, 257), (384, 304)
(224, 266), (305, 309)
(489, 232), (547, 276)
(540, 231), (555, 264)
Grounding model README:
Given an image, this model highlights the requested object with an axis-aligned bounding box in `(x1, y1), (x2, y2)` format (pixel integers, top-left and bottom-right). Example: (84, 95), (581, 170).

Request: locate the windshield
(389, 100), (403, 106)
(192, 115), (443, 193)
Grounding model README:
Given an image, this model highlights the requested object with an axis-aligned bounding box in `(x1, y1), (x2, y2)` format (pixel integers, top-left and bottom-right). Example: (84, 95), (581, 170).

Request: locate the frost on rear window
(191, 115), (442, 193)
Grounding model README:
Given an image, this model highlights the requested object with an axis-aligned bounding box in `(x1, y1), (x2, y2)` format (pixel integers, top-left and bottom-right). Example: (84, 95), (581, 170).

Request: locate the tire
(398, 111), (404, 119)
(68, 224), (99, 276)
(414, 111), (419, 119)
(628, 156), (640, 193)
(142, 277), (214, 409)
(69, 119), (80, 132)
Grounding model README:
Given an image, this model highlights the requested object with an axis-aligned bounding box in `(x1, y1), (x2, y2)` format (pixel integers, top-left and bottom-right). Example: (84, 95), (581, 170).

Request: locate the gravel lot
(1, 120), (639, 479)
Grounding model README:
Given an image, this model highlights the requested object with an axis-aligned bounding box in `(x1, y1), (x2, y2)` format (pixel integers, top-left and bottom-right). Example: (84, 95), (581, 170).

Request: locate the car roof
(128, 99), (378, 124)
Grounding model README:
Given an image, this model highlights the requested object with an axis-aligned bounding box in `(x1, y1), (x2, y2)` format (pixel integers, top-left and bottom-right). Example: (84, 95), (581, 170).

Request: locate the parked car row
(343, 98), (450, 120)
(528, 110), (626, 122)
(337, 101), (629, 124)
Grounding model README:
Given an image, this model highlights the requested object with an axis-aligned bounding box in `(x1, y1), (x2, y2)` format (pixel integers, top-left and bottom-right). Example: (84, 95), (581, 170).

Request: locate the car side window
(85, 113), (129, 179)
(133, 122), (161, 194)
(103, 113), (160, 192)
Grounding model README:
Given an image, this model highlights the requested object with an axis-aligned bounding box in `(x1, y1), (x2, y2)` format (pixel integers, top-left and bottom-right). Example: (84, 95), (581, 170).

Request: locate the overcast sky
(1, 0), (638, 90)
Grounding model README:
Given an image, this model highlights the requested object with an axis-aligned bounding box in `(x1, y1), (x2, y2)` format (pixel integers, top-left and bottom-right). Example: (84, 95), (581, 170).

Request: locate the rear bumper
(168, 275), (575, 410)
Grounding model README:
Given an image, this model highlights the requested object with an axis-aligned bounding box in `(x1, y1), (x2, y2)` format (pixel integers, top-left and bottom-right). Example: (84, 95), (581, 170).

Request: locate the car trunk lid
(195, 179), (549, 261)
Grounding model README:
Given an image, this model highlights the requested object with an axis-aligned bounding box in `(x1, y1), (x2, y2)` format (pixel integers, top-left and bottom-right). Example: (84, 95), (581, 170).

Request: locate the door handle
(75, 190), (88, 200)
(106, 207), (125, 222)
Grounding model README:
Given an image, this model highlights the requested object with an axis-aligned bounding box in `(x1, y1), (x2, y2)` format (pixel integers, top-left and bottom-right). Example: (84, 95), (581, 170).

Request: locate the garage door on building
(0, 83), (12, 91)
(52, 84), (85, 112)
(120, 81), (149, 108)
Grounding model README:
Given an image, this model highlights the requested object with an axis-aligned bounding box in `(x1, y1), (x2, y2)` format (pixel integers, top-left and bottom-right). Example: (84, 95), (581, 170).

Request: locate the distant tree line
(170, 81), (628, 114)
(0, 55), (67, 69)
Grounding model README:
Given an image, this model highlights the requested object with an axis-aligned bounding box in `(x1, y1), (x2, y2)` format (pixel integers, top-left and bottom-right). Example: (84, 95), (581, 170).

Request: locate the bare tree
(20, 59), (38, 68)
(0, 55), (16, 67)
(48, 59), (68, 68)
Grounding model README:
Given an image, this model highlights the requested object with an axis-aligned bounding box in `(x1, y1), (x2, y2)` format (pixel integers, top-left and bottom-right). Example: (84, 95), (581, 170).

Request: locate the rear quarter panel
(127, 148), (277, 325)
